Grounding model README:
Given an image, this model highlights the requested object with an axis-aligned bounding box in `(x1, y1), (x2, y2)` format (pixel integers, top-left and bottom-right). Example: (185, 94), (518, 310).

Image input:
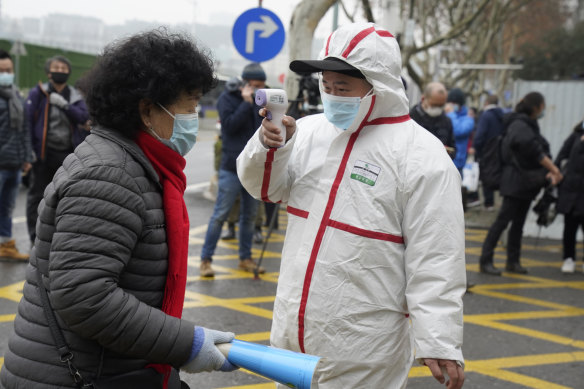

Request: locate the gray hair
(44, 55), (72, 74)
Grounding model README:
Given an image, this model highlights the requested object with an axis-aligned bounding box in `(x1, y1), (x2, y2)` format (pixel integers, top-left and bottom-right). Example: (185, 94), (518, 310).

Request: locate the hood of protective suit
(318, 22), (410, 119)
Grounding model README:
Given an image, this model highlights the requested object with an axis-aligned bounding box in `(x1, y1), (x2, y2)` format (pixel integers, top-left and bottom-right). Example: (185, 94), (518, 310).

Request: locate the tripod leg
(254, 203), (280, 278)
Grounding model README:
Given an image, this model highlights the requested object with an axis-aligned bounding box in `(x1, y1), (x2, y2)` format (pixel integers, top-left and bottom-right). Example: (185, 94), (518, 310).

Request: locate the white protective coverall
(237, 22), (466, 388)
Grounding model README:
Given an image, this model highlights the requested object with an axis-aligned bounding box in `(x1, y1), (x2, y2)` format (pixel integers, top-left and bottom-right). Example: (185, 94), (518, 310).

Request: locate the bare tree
(286, 0), (543, 105)
(285, 0), (337, 99)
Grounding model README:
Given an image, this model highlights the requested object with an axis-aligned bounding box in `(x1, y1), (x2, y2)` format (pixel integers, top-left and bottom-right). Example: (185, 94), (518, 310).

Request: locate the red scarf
(135, 131), (189, 388)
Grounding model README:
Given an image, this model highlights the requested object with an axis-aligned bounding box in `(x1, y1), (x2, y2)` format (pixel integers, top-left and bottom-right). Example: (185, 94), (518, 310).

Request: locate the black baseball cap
(289, 57), (365, 79)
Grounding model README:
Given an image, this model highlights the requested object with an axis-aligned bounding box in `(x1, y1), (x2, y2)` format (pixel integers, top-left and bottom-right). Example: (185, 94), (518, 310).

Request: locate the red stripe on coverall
(297, 96), (377, 353)
(341, 26), (376, 58)
(261, 148), (277, 202)
(324, 32), (333, 56)
(366, 114), (410, 126)
(328, 220), (404, 243)
(375, 29), (393, 37)
(287, 206), (309, 219)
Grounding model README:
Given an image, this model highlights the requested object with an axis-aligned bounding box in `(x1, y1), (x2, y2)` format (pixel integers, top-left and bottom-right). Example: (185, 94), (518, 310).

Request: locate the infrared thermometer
(255, 89), (288, 147)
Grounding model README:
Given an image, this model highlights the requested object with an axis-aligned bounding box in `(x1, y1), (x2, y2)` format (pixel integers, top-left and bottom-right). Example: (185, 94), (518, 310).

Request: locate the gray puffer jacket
(1, 126), (194, 388)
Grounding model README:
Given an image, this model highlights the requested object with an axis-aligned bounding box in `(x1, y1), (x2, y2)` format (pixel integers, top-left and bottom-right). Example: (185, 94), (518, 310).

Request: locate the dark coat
(217, 89), (263, 172)
(474, 106), (505, 159)
(25, 82), (89, 160)
(0, 87), (31, 169)
(409, 104), (456, 154)
(555, 122), (584, 217)
(500, 112), (551, 200)
(0, 126), (194, 388)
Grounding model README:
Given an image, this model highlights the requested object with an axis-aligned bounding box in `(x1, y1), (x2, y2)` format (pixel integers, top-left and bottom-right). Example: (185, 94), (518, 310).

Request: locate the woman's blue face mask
(321, 88), (374, 130)
(157, 103), (199, 156)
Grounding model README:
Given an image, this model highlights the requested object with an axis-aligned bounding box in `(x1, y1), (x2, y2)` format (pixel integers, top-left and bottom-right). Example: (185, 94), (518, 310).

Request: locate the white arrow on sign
(245, 15), (279, 54)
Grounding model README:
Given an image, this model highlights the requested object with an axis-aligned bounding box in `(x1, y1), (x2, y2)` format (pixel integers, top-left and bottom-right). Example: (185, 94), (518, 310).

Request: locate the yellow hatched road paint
(1, 226), (582, 388)
(477, 369), (571, 389)
(0, 314), (16, 323)
(183, 291), (274, 320)
(0, 281), (24, 302)
(236, 332), (271, 342)
(466, 319), (584, 349)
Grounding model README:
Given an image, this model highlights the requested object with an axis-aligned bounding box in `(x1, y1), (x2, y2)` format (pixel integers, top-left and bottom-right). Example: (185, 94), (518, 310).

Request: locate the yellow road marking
(0, 314), (16, 323)
(0, 281), (24, 302)
(466, 308), (584, 321)
(465, 318), (584, 349)
(1, 226), (582, 388)
(236, 332), (271, 342)
(477, 369), (571, 389)
(183, 291), (274, 320)
(409, 352), (584, 388)
(470, 288), (579, 310)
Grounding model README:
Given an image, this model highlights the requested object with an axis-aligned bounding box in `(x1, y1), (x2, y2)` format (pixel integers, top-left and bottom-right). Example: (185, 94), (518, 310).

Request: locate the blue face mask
(537, 108), (545, 120)
(0, 72), (14, 87)
(158, 103), (199, 156)
(321, 89), (373, 130)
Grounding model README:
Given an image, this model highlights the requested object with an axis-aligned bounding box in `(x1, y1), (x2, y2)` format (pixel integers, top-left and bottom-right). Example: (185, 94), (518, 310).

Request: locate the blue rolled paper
(223, 339), (320, 389)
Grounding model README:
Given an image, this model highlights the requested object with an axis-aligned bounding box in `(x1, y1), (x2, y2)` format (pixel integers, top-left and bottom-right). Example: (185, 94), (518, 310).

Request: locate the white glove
(49, 92), (68, 109)
(182, 326), (238, 373)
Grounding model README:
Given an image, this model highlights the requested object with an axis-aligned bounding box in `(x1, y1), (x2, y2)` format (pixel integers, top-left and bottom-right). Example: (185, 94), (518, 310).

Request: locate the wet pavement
(1, 124), (583, 388)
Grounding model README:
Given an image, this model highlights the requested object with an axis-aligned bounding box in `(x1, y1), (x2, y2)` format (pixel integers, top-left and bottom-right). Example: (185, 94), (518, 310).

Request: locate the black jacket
(409, 104), (456, 154)
(0, 86), (31, 169)
(500, 112), (551, 200)
(555, 122), (584, 217)
(474, 106), (505, 159)
(1, 127), (194, 388)
(217, 89), (263, 172)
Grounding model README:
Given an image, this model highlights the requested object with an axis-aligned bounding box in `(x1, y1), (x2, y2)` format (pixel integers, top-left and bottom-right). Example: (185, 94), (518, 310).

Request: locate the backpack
(479, 134), (504, 190)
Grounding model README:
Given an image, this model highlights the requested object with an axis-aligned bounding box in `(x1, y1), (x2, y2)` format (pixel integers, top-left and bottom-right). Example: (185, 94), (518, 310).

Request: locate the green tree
(516, 21), (584, 80)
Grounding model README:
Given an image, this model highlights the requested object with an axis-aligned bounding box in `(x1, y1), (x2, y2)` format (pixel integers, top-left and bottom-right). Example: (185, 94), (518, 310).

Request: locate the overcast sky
(2, 0), (338, 36)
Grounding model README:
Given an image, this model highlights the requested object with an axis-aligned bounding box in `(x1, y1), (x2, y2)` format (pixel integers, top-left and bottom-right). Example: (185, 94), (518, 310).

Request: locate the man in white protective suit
(237, 22), (466, 389)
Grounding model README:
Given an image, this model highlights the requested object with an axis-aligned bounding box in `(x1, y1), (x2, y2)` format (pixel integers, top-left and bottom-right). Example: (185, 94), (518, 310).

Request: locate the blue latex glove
(182, 326), (238, 373)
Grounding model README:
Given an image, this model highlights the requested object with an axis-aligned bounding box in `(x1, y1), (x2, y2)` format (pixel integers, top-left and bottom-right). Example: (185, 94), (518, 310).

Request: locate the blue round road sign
(232, 8), (285, 63)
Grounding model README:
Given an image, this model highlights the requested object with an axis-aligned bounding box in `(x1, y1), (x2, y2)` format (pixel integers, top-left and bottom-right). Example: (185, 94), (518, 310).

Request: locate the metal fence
(0, 39), (96, 91)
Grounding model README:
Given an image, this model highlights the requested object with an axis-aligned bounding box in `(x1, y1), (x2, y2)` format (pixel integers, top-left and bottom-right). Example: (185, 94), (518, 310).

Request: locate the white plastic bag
(462, 161), (480, 192)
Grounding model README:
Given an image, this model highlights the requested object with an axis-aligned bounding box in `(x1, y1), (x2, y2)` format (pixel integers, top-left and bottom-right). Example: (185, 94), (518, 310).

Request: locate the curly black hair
(84, 29), (216, 138)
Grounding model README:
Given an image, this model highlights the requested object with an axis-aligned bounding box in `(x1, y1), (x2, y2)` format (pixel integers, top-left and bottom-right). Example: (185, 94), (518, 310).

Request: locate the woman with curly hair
(1, 29), (237, 389)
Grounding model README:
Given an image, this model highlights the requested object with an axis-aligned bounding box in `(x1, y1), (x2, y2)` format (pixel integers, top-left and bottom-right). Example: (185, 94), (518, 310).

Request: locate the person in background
(200, 62), (266, 277)
(25, 55), (89, 244)
(1, 30), (237, 389)
(555, 119), (584, 273)
(464, 106), (482, 208)
(479, 92), (563, 275)
(409, 81), (456, 158)
(446, 88), (475, 174)
(474, 95), (505, 211)
(238, 22), (465, 389)
(0, 49), (31, 261)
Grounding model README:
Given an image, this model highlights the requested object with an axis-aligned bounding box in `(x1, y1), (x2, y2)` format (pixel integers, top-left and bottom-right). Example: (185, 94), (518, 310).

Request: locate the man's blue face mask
(0, 72), (14, 87)
(321, 88), (374, 130)
(158, 103), (199, 156)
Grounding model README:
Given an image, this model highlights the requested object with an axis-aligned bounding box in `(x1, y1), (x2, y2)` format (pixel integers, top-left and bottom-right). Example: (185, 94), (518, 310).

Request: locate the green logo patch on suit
(350, 160), (380, 186)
